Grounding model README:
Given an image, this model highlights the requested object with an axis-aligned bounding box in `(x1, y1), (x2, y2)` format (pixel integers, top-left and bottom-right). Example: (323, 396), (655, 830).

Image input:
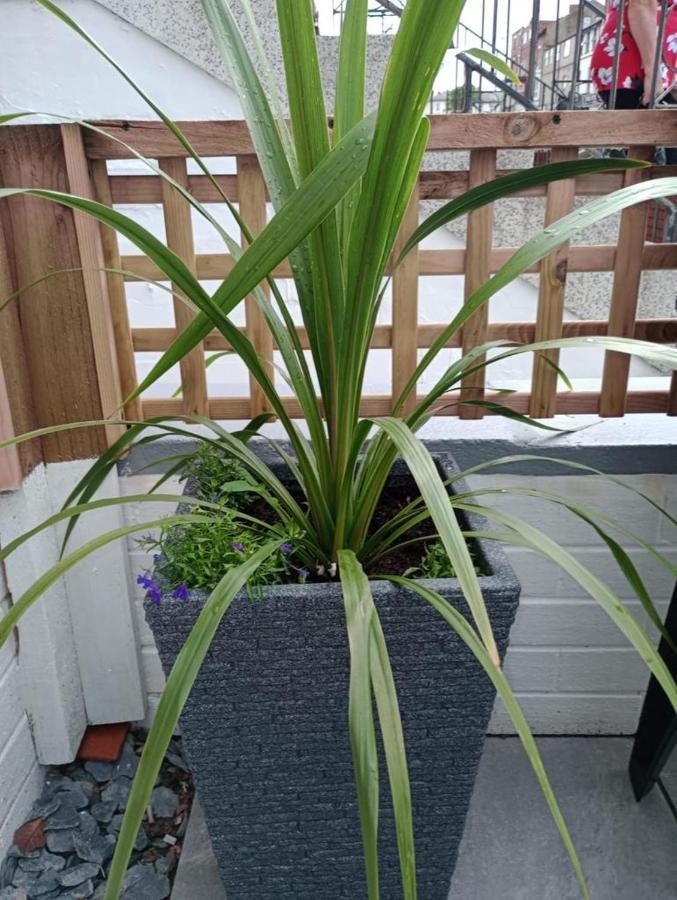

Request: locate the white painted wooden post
(0, 469), (87, 764)
(46, 462), (146, 725)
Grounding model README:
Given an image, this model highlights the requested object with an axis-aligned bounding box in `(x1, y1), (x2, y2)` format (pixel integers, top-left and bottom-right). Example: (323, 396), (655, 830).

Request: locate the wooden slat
(460, 148), (496, 419)
(159, 157), (209, 417)
(139, 389), (671, 422)
(0, 125), (109, 461)
(90, 159), (141, 420)
(391, 186), (420, 413)
(0, 352), (22, 491)
(120, 242), (677, 284)
(237, 155), (274, 418)
(132, 318), (677, 353)
(61, 124), (125, 444)
(83, 111), (677, 158)
(110, 173), (239, 204)
(530, 147), (579, 418)
(600, 147), (653, 417)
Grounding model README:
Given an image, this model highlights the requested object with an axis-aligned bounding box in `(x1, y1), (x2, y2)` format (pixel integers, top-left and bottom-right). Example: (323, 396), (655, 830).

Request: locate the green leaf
(339, 550), (380, 900)
(368, 609), (417, 899)
(456, 501), (677, 711)
(371, 418), (500, 665)
(463, 47), (522, 84)
(104, 542), (280, 899)
(130, 112), (375, 401)
(386, 576), (590, 900)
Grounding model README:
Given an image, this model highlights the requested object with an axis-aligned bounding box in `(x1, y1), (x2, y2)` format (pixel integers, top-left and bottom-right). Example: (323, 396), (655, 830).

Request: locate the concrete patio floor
(172, 737), (677, 899)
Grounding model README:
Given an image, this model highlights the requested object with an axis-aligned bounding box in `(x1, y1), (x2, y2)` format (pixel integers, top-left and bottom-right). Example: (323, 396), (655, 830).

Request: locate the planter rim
(151, 450), (520, 605)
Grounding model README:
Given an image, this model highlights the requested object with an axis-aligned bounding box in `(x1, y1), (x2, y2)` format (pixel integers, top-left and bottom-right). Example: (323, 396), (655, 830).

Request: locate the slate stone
(11, 869), (59, 896)
(77, 812), (98, 840)
(57, 783), (93, 810)
(0, 856), (17, 889)
(121, 864), (170, 900)
(153, 855), (177, 877)
(62, 880), (94, 899)
(45, 829), (76, 855)
(72, 832), (113, 868)
(58, 863), (100, 888)
(150, 787), (179, 819)
(0, 889), (28, 900)
(16, 851), (65, 874)
(29, 798), (61, 820)
(101, 778), (131, 811)
(83, 762), (114, 784)
(133, 830), (149, 853)
(114, 745), (139, 780)
(43, 775), (75, 798)
(108, 815), (124, 834)
(166, 749), (189, 773)
(90, 802), (116, 825)
(44, 800), (80, 832)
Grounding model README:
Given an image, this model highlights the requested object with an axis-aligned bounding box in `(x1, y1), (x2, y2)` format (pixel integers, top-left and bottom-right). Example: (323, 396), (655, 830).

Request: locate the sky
(315, 1), (594, 91)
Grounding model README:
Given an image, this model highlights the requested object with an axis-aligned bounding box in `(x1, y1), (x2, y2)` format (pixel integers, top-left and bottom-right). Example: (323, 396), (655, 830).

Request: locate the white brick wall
(0, 566), (43, 859)
(121, 470), (677, 736)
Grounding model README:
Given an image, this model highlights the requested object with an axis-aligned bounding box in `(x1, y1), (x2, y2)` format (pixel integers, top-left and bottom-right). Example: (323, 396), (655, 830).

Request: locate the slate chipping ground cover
(0, 731), (193, 900)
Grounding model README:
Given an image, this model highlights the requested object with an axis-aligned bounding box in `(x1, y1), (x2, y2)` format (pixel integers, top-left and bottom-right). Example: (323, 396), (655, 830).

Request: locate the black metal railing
(364, 0), (676, 113)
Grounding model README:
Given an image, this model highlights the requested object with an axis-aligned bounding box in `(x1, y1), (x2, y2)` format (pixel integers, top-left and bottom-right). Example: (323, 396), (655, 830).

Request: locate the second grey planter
(146, 454), (520, 900)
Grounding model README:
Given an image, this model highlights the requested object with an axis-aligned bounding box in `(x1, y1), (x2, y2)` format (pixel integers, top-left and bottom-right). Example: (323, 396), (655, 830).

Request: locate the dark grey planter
(145, 453), (520, 900)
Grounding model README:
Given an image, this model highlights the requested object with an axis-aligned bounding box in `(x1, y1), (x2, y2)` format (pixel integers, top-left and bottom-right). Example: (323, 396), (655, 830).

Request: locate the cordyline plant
(1, 1), (677, 897)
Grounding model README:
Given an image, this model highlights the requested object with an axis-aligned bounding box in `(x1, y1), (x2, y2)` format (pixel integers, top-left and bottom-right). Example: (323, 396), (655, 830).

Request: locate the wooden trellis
(1, 110), (676, 484)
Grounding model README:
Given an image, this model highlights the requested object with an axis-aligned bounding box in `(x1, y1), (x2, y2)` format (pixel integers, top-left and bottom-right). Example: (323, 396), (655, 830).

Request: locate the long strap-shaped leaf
(368, 605), (417, 899)
(0, 514), (219, 648)
(386, 576), (590, 900)
(129, 112), (375, 400)
(339, 550), (380, 900)
(371, 418), (500, 666)
(104, 542), (279, 899)
(455, 502), (677, 710)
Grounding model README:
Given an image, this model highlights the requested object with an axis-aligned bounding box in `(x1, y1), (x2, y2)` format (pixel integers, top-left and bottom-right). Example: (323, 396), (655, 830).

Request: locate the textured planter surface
(146, 454), (520, 900)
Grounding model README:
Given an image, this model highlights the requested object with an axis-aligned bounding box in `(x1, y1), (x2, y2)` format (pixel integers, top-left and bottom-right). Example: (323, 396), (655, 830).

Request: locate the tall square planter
(145, 453), (520, 899)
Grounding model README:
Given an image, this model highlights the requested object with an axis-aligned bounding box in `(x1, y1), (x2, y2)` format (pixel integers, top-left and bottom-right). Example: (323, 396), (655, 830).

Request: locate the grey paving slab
(448, 737), (677, 900)
(173, 739), (677, 900)
(172, 797), (226, 900)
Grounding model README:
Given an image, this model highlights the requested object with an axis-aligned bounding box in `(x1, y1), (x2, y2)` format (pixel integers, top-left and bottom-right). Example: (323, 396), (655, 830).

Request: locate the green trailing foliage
(1, 1), (677, 897)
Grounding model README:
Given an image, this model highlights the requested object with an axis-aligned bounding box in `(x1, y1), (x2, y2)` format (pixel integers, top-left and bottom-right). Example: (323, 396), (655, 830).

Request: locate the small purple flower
(172, 582), (190, 601)
(138, 572), (162, 604)
(298, 568), (309, 582)
(233, 542), (246, 553)
(280, 542), (293, 555)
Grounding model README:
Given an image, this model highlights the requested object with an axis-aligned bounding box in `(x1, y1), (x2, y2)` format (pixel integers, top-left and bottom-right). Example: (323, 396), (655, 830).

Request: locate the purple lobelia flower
(233, 542), (246, 553)
(137, 572), (163, 605)
(280, 542), (293, 555)
(173, 582), (190, 601)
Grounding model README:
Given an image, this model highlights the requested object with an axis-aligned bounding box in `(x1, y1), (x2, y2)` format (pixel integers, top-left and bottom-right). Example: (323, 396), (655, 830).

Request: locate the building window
(544, 48), (553, 65)
(563, 37), (572, 57)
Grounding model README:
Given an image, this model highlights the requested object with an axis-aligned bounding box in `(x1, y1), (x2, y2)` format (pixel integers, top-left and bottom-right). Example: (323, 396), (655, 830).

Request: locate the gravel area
(0, 730), (194, 900)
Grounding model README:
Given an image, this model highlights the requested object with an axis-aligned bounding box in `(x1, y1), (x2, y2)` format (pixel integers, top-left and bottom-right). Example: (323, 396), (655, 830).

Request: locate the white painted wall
(0, 561), (44, 860)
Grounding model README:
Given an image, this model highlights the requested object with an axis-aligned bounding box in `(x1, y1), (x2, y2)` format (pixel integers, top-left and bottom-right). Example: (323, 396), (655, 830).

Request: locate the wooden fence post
(159, 157), (209, 418)
(0, 124), (120, 459)
(238, 155), (274, 418)
(600, 147), (652, 417)
(530, 147), (578, 418)
(460, 148), (496, 419)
